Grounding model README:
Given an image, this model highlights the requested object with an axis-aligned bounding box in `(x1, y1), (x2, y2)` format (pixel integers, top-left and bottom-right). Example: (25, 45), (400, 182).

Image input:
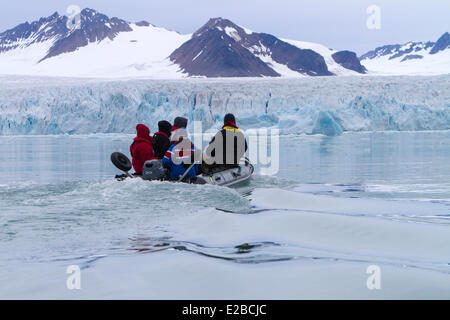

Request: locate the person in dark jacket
(203, 113), (247, 173)
(152, 120), (172, 159)
(130, 124), (155, 175)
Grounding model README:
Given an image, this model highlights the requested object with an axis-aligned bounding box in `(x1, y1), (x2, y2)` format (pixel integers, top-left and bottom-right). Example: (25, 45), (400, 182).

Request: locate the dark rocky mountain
(170, 18), (335, 77)
(401, 54), (423, 62)
(135, 21), (152, 27)
(41, 9), (132, 61)
(360, 42), (434, 61)
(430, 32), (450, 54)
(332, 51), (366, 73)
(170, 21), (279, 77)
(359, 44), (401, 60)
(247, 33), (333, 76)
(0, 8), (132, 61)
(360, 32), (449, 62)
(0, 12), (67, 53)
(6, 8), (441, 77)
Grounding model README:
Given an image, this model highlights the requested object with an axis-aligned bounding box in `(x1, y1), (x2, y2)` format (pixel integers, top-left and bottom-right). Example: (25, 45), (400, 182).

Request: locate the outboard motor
(142, 160), (167, 181)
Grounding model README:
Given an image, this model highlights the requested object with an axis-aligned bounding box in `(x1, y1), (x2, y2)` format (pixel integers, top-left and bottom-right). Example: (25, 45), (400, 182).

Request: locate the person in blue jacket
(162, 125), (201, 180)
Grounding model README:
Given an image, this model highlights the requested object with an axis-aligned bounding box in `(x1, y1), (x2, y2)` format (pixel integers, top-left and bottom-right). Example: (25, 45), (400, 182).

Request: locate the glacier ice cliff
(0, 75), (449, 136)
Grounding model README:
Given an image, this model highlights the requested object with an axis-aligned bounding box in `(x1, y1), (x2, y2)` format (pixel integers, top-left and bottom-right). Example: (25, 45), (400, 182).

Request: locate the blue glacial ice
(0, 75), (449, 136)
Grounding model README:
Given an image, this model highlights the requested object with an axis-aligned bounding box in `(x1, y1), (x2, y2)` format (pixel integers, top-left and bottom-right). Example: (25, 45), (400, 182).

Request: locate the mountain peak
(171, 16), (338, 77)
(206, 17), (232, 25)
(0, 10), (66, 53)
(193, 17), (243, 38)
(430, 32), (450, 54)
(78, 8), (111, 23)
(208, 17), (224, 23)
(81, 8), (98, 16)
(35, 11), (61, 25)
(38, 8), (132, 61)
(48, 11), (60, 19)
(135, 20), (151, 27)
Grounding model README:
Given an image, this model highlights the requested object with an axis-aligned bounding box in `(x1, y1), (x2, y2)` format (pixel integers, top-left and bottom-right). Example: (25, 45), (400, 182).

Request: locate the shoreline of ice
(0, 75), (449, 136)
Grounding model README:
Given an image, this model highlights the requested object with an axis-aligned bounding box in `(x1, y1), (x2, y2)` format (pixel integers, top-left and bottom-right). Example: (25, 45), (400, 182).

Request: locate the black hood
(224, 113), (236, 124)
(158, 120), (172, 136)
(174, 117), (188, 128)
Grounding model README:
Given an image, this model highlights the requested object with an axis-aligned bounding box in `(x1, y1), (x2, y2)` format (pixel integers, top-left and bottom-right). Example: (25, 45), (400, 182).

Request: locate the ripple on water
(0, 178), (252, 263)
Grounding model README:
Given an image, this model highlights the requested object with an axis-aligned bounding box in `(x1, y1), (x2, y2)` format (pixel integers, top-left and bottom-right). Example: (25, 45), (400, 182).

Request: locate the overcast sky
(1, 0), (449, 54)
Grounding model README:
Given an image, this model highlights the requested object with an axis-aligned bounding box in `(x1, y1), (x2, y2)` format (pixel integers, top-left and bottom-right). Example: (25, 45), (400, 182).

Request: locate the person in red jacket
(130, 124), (155, 175)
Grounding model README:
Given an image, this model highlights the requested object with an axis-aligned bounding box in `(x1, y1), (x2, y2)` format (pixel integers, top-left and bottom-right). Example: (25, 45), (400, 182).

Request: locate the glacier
(0, 75), (449, 136)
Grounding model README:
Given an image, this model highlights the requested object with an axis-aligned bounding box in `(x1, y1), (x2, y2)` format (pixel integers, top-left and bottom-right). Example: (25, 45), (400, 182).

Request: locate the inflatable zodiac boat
(111, 152), (254, 187)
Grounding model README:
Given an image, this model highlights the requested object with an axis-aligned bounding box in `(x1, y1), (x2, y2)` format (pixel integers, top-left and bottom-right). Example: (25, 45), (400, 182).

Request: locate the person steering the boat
(162, 118), (201, 180)
(203, 113), (248, 174)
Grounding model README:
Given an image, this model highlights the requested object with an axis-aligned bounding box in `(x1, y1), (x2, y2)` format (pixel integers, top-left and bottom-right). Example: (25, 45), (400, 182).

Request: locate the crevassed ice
(0, 75), (449, 136)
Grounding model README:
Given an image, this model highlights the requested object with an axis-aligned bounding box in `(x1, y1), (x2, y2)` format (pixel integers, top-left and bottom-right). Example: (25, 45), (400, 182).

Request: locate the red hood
(134, 124), (152, 142)
(136, 124), (150, 138)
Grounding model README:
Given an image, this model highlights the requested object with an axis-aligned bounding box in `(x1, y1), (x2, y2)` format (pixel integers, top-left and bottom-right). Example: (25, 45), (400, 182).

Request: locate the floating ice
(312, 111), (343, 136)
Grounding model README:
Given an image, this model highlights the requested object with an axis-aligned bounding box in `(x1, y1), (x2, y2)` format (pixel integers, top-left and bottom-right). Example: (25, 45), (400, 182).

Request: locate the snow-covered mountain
(170, 17), (366, 77)
(360, 32), (450, 75)
(0, 8), (366, 78)
(0, 8), (446, 78)
(0, 8), (190, 78)
(284, 39), (366, 75)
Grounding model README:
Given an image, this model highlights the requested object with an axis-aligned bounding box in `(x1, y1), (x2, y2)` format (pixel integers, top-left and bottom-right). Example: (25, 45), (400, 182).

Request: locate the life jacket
(162, 139), (199, 179)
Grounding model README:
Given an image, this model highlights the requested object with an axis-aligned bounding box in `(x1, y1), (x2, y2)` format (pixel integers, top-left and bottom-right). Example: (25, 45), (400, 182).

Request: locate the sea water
(0, 132), (449, 299)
